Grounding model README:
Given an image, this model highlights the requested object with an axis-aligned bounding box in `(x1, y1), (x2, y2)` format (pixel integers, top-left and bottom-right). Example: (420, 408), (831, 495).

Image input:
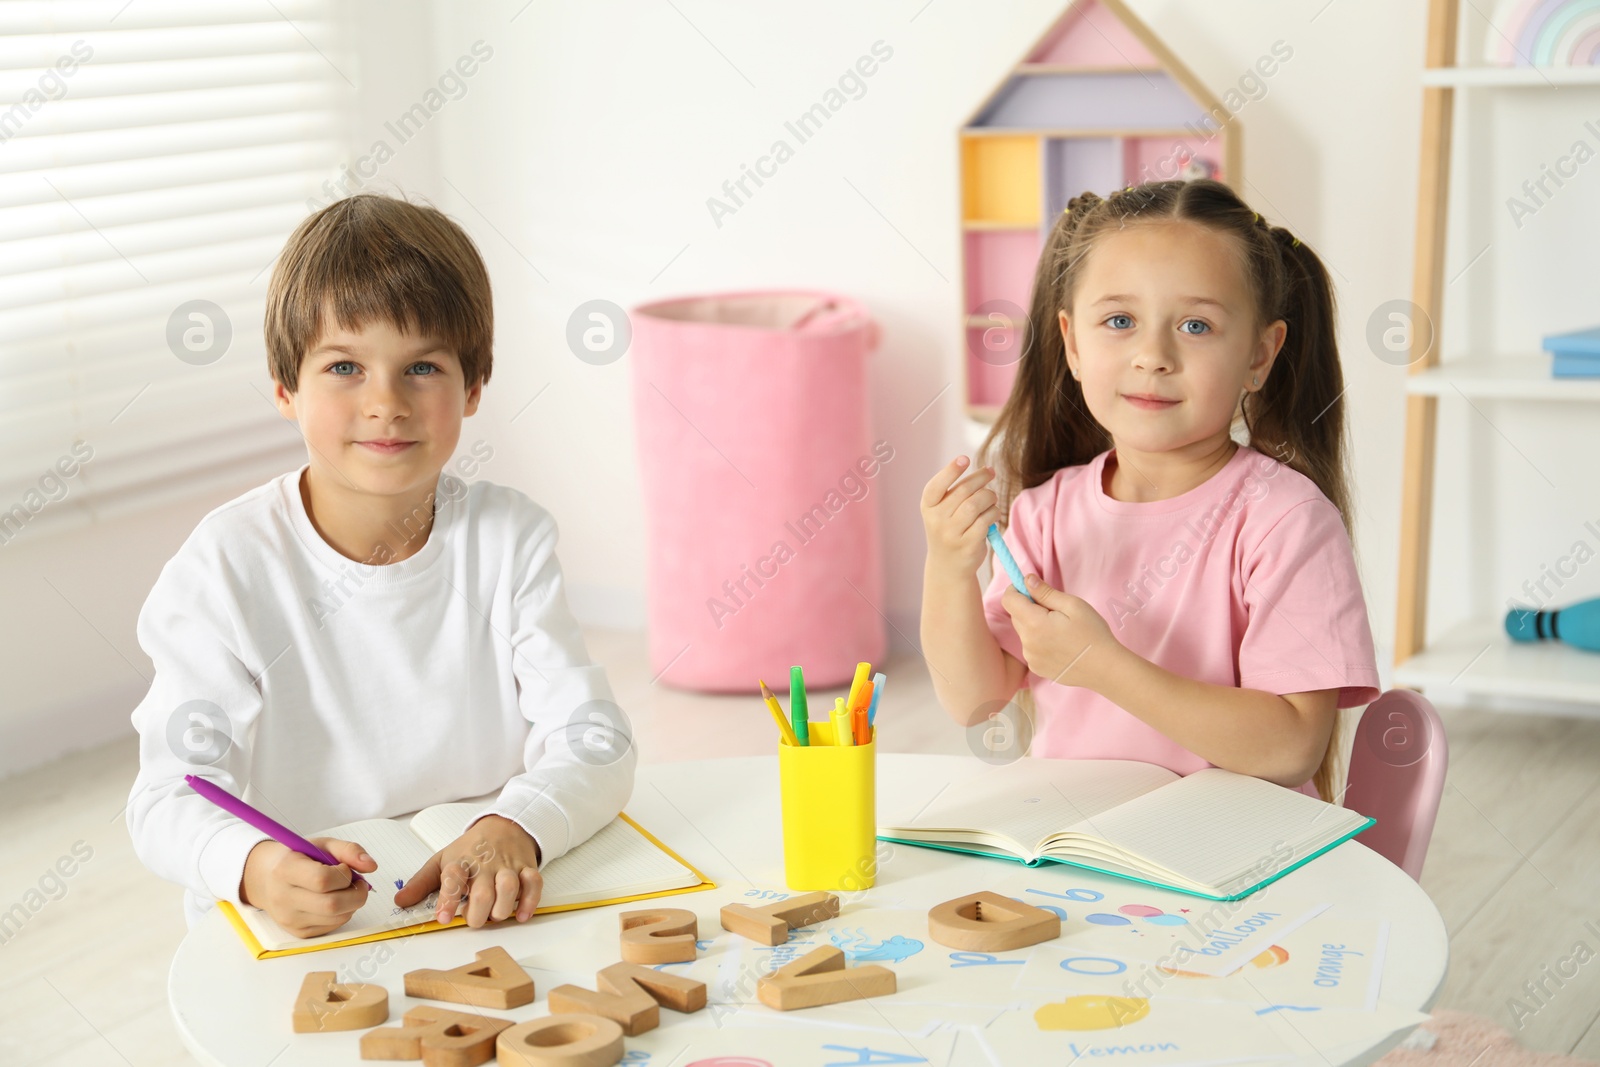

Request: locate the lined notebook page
(891, 760), (1178, 856)
(407, 801), (491, 848)
(234, 817), (443, 952)
(235, 810), (702, 952)
(525, 816), (702, 905)
(1063, 768), (1368, 893)
(410, 807), (701, 907)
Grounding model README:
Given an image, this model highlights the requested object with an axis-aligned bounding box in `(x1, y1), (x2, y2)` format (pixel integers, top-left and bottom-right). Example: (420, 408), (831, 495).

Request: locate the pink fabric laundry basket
(631, 291), (887, 692)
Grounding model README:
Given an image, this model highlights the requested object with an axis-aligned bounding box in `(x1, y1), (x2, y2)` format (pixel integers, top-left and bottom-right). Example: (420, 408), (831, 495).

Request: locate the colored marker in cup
(831, 698), (855, 747)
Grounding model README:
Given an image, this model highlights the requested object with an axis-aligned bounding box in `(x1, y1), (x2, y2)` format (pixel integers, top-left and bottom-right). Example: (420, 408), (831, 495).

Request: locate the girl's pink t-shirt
(982, 444), (1382, 798)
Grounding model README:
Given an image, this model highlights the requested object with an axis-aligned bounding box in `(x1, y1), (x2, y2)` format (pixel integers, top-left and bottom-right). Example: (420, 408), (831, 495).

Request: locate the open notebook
(877, 760), (1374, 901)
(217, 805), (715, 958)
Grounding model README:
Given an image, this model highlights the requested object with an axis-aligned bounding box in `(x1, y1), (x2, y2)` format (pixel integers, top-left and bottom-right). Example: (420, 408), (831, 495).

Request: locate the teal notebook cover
(876, 815), (1376, 902)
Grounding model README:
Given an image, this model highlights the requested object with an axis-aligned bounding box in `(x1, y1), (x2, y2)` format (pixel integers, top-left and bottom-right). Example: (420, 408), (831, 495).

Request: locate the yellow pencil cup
(778, 719), (877, 892)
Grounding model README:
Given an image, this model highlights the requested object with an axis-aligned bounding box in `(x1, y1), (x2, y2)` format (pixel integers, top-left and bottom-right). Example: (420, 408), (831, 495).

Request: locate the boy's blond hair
(266, 193), (493, 392)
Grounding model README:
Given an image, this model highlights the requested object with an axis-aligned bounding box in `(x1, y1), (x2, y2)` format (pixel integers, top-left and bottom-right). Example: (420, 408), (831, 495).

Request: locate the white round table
(169, 755), (1449, 1066)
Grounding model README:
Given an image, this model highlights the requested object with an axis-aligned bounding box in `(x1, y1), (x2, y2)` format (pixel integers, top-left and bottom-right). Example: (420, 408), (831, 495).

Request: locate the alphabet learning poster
(978, 865), (1331, 975)
(984, 995), (1290, 1066)
(1013, 917), (1388, 1012)
(622, 1021), (958, 1067)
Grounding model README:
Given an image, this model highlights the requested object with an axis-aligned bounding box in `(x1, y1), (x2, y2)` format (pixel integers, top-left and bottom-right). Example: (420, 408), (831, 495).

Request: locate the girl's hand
(1001, 574), (1124, 692)
(395, 814), (544, 928)
(920, 456), (1001, 579)
(239, 837), (375, 939)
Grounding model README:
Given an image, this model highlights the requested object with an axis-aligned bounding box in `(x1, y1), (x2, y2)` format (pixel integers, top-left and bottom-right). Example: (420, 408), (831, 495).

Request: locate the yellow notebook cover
(216, 812), (717, 960)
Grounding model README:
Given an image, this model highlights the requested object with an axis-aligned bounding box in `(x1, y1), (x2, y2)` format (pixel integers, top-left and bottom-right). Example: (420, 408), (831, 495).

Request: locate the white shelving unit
(1403, 356), (1600, 402)
(1393, 0), (1600, 713)
(1420, 64), (1600, 87)
(1395, 617), (1600, 706)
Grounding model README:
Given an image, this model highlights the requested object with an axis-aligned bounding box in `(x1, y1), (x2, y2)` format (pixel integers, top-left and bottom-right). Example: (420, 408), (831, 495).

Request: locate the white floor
(2, 627), (1598, 1064)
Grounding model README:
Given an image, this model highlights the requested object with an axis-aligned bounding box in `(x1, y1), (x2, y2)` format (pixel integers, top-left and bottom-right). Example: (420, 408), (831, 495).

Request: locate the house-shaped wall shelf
(960, 0), (1243, 420)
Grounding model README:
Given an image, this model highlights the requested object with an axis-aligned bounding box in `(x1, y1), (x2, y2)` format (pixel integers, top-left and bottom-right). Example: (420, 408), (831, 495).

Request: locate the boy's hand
(1002, 574), (1123, 692)
(921, 456), (1001, 579)
(239, 837), (376, 939)
(395, 814), (544, 928)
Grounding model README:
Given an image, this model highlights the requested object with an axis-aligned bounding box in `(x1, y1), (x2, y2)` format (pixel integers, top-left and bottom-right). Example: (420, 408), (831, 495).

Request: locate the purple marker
(183, 774), (372, 892)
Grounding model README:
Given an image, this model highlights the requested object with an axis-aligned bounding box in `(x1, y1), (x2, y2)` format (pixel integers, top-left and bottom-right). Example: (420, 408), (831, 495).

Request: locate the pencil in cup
(777, 717), (877, 891)
(759, 679), (800, 746)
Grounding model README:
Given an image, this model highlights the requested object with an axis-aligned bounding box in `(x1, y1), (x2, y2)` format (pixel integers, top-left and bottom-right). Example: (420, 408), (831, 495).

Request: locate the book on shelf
(1544, 325), (1600, 356)
(1552, 353), (1600, 378)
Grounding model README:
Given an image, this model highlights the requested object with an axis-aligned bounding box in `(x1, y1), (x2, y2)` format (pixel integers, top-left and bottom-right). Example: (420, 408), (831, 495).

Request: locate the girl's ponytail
(1242, 223), (1355, 541)
(1248, 221), (1356, 807)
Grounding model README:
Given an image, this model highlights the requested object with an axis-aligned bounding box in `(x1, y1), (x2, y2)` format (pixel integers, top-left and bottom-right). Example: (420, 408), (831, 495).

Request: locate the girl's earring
(1252, 375), (1259, 387)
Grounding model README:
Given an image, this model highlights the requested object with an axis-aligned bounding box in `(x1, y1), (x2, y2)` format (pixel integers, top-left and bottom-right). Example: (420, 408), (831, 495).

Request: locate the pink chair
(1341, 689), (1449, 882)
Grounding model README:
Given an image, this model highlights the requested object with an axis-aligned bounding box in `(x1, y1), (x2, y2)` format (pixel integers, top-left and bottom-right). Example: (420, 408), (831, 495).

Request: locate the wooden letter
(757, 945), (896, 1011)
(497, 1013), (625, 1067)
(599, 960), (707, 1013)
(927, 891), (1060, 951)
(545, 976), (653, 1037)
(292, 970), (388, 1032)
(546, 961), (706, 1035)
(719, 891), (840, 945)
(359, 1004), (511, 1065)
(403, 945), (535, 1009)
(618, 907), (698, 964)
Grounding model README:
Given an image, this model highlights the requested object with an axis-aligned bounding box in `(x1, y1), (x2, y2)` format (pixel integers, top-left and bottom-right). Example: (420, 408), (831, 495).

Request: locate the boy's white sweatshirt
(125, 464), (636, 928)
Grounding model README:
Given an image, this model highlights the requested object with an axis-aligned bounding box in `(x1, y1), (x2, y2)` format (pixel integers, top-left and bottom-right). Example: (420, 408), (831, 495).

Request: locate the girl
(920, 179), (1380, 803)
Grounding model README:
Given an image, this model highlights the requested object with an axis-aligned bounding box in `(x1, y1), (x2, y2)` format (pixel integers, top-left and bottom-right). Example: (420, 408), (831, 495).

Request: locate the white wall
(0, 4), (447, 776)
(14, 0), (1590, 778)
(413, 0), (1432, 657)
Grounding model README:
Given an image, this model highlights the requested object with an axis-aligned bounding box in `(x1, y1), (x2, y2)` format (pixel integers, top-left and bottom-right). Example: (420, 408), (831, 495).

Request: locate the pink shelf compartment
(964, 229), (1043, 313)
(1123, 135), (1226, 185)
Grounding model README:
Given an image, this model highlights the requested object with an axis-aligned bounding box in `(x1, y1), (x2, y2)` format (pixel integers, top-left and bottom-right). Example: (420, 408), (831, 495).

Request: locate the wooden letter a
(403, 945), (535, 1009)
(359, 1004), (512, 1062)
(757, 945), (896, 1011)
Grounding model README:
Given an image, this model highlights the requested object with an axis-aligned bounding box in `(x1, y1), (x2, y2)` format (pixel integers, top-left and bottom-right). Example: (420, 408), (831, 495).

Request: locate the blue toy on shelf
(1505, 597), (1600, 652)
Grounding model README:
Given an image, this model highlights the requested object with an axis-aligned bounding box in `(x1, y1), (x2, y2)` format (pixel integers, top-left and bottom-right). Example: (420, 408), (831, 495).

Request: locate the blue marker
(866, 671), (885, 727)
(986, 523), (1033, 601)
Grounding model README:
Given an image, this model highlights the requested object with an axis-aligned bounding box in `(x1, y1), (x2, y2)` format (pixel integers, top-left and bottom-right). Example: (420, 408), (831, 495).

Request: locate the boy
(125, 193), (635, 937)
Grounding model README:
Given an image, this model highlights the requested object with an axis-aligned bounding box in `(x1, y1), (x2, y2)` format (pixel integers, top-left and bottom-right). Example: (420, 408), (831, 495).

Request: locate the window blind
(0, 0), (350, 546)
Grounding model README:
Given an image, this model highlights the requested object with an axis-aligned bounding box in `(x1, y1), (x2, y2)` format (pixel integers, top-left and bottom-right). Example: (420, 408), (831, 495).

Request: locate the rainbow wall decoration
(1486, 0), (1600, 66)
